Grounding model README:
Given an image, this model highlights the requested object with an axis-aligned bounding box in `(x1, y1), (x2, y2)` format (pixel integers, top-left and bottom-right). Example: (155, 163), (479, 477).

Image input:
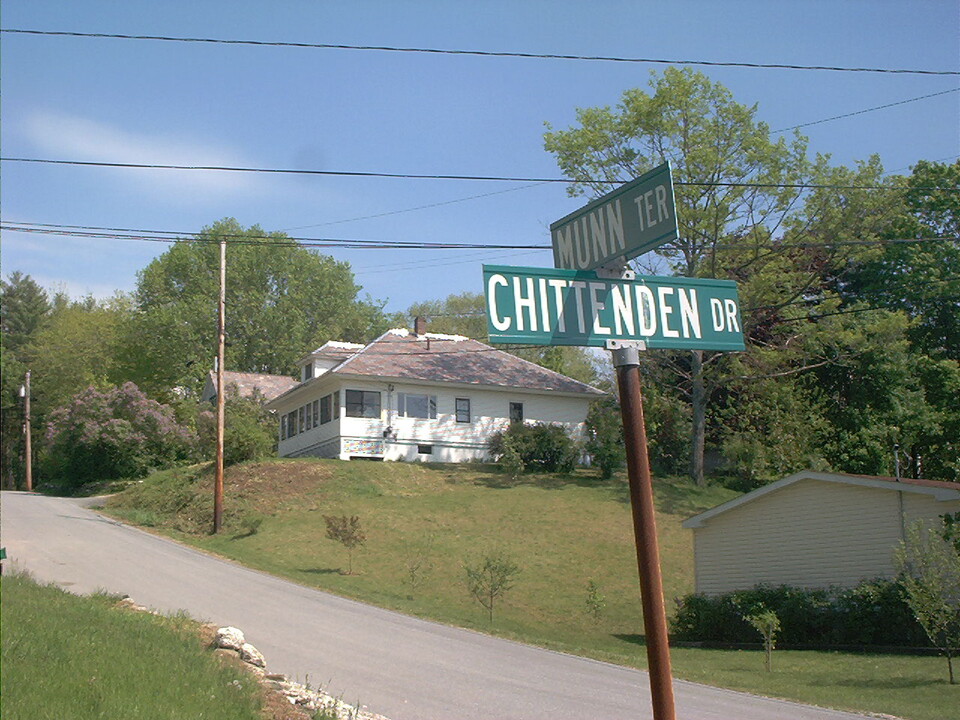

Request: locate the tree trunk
(689, 350), (707, 486)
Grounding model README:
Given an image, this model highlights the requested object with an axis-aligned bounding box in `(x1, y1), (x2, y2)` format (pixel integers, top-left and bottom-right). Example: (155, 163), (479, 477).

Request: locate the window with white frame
(397, 392), (437, 419)
(455, 398), (471, 423)
(345, 389), (381, 418)
(280, 414), (288, 440)
(312, 399), (319, 427)
(320, 394), (332, 424)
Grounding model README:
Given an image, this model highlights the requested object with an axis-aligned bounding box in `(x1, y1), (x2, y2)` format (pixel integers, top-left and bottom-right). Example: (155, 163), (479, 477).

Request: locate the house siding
(692, 478), (960, 596)
(274, 378), (591, 463)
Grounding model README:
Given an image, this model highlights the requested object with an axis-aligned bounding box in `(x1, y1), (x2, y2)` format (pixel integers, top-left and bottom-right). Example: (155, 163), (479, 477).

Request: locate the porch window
(398, 393), (437, 419)
(345, 389), (381, 418)
(280, 414), (288, 440)
(320, 394), (332, 424)
(312, 399), (319, 426)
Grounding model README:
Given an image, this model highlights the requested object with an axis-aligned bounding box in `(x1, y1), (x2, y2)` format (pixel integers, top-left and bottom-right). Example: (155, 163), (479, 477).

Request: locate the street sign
(484, 264), (744, 351)
(551, 162), (678, 272)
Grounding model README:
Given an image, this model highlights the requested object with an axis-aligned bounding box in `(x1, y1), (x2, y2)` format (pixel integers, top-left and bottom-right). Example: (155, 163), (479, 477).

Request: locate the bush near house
(672, 580), (928, 647)
(43, 383), (193, 488)
(197, 388), (276, 466)
(488, 423), (578, 474)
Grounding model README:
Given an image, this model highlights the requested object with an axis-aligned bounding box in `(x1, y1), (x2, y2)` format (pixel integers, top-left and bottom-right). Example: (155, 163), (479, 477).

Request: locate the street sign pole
(611, 341), (676, 720)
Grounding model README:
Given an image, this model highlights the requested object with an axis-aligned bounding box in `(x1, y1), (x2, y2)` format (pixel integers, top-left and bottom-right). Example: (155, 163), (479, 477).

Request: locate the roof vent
(414, 316), (427, 336)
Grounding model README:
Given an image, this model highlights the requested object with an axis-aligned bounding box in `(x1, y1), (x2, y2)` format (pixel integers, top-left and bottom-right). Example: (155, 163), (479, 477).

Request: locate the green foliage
(895, 521), (960, 684)
(118, 218), (392, 395)
(464, 549), (521, 623)
(1, 573), (262, 720)
(1, 271), (51, 354)
(197, 390), (276, 466)
(324, 514), (366, 574)
(43, 383), (194, 487)
(671, 581), (927, 648)
(743, 606), (781, 671)
(585, 579), (606, 622)
(497, 435), (525, 481)
(488, 423), (579, 475)
(584, 398), (623, 479)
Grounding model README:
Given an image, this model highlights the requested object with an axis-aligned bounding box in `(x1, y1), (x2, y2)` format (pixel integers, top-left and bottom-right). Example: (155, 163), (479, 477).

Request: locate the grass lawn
(104, 459), (956, 720)
(0, 572), (271, 720)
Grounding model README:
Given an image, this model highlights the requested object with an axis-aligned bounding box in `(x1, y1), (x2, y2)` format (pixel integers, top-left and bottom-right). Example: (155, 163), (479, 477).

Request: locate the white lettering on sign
(488, 274), (510, 331)
(553, 199), (628, 271)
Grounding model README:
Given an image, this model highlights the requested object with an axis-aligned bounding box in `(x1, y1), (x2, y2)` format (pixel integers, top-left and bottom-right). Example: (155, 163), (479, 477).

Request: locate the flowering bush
(45, 383), (194, 486)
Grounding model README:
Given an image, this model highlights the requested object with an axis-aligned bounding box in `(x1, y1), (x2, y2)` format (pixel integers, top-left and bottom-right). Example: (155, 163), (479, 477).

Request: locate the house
(264, 324), (605, 463)
(682, 470), (960, 596)
(200, 370), (299, 404)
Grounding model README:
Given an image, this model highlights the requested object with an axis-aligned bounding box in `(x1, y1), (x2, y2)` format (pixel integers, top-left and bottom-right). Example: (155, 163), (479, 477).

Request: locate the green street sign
(484, 264), (744, 351)
(551, 162), (678, 271)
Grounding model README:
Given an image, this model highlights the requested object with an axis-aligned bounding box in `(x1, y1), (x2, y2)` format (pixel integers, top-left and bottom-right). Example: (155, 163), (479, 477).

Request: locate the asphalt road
(1, 491), (871, 720)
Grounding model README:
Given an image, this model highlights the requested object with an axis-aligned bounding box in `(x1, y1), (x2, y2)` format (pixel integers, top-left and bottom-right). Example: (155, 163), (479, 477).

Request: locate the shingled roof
(331, 329), (604, 396)
(204, 370), (298, 402)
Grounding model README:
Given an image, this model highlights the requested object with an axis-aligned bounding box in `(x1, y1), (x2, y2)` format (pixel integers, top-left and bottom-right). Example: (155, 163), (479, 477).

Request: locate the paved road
(1, 491), (871, 720)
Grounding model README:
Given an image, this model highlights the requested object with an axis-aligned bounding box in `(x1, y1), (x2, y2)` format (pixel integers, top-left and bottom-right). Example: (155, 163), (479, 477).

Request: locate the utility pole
(611, 341), (676, 720)
(20, 370), (32, 492)
(213, 237), (226, 533)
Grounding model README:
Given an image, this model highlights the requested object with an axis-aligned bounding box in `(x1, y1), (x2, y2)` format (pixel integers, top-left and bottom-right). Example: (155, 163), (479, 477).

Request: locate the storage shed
(682, 471), (960, 596)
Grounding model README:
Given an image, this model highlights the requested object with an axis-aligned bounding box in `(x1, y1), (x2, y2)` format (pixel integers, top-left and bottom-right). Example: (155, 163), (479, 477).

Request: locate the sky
(2, 0), (958, 316)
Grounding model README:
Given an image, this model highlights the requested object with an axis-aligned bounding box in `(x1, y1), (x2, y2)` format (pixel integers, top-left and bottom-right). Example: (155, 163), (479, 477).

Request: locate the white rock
(215, 626), (245, 651)
(240, 642), (266, 668)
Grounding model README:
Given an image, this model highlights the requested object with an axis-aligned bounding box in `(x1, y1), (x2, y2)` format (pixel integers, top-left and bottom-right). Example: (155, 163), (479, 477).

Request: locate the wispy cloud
(20, 110), (258, 199)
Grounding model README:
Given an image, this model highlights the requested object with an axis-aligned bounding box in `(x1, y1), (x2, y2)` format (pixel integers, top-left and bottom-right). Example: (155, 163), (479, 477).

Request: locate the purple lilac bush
(45, 383), (194, 486)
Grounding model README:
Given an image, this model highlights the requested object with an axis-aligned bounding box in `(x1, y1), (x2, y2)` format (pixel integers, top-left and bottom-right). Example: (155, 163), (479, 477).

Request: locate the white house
(682, 470), (960, 596)
(264, 325), (605, 463)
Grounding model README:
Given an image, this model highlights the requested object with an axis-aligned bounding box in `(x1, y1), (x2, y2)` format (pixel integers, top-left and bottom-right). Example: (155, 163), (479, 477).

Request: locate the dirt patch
(216, 461), (335, 514)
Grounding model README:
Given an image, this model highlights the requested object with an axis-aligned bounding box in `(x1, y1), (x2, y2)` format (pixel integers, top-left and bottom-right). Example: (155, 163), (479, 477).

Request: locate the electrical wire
(3, 28), (957, 76)
(6, 156), (956, 192)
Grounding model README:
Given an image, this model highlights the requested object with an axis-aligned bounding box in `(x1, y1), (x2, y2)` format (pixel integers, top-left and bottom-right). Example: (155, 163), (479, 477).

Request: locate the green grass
(104, 459), (956, 719)
(1, 572), (264, 720)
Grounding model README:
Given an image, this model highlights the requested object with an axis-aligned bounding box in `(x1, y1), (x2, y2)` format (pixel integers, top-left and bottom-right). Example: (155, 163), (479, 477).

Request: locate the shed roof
(683, 470), (960, 529)
(206, 370), (298, 402)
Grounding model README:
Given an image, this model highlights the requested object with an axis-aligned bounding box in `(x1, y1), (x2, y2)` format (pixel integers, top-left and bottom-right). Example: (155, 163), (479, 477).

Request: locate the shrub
(584, 399), (624, 479)
(464, 549), (521, 623)
(324, 514), (366, 575)
(488, 423), (578, 474)
(197, 389), (276, 466)
(44, 383), (193, 488)
(671, 580), (928, 647)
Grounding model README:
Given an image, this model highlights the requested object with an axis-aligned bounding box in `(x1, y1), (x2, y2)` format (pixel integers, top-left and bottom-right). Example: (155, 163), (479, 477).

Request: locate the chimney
(414, 316), (427, 336)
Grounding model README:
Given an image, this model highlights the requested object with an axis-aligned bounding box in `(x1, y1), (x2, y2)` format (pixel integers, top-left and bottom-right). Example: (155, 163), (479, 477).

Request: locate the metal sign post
(609, 340), (676, 720)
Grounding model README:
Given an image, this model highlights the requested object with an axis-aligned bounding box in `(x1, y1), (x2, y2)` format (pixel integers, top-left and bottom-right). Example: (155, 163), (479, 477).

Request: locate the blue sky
(2, 1), (958, 314)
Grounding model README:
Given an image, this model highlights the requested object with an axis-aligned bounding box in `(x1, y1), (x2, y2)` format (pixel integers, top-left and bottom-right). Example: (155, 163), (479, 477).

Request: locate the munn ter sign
(551, 162), (679, 272)
(484, 264), (744, 352)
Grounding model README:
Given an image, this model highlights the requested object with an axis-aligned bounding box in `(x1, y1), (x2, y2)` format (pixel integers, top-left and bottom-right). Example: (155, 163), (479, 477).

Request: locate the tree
(544, 68), (818, 484)
(119, 218), (394, 396)
(584, 398), (624, 479)
(895, 521), (960, 684)
(1, 272), (51, 355)
(44, 382), (194, 488)
(197, 388), (276, 466)
(743, 606), (781, 672)
(324, 514), (366, 575)
(464, 550), (521, 623)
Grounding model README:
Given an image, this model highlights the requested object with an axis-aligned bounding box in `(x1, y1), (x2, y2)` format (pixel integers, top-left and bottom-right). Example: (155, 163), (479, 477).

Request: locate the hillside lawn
(103, 459), (954, 720)
(0, 572), (310, 720)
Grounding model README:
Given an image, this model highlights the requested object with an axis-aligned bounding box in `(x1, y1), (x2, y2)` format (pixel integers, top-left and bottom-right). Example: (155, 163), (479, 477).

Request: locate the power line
(3, 28), (957, 76)
(771, 88), (960, 134)
(6, 156), (954, 192)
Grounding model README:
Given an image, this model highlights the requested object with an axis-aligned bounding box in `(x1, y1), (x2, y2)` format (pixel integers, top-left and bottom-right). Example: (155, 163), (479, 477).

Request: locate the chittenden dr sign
(484, 264), (744, 352)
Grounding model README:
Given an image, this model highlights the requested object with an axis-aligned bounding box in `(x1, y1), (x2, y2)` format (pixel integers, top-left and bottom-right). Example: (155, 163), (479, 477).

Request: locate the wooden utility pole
(611, 342), (676, 720)
(22, 370), (32, 492)
(213, 238), (226, 533)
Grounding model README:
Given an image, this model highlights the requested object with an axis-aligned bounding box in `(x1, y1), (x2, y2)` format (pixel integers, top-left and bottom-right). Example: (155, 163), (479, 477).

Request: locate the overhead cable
(3, 28), (957, 76)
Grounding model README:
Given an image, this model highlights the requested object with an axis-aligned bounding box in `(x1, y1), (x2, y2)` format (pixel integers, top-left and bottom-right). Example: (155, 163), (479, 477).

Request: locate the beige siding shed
(683, 471), (960, 596)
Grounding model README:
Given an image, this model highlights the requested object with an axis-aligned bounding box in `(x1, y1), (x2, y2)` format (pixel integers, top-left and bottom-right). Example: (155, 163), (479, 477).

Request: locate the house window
(312, 399), (319, 427)
(417, 444), (433, 455)
(455, 398), (471, 423)
(302, 364), (312, 382)
(509, 402), (524, 424)
(320, 394), (332, 424)
(398, 393), (437, 419)
(333, 391), (340, 420)
(280, 414), (288, 441)
(299, 406), (306, 431)
(345, 389), (381, 418)
(288, 410), (298, 435)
